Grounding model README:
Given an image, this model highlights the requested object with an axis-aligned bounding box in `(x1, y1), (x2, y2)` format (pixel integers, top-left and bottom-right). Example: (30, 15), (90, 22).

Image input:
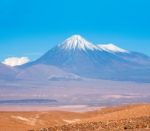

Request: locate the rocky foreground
(33, 116), (150, 131)
(0, 104), (150, 131)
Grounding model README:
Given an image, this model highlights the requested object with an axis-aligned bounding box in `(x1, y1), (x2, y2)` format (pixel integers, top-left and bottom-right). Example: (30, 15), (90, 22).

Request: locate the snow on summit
(58, 35), (128, 53)
(97, 44), (129, 53)
(58, 35), (99, 51)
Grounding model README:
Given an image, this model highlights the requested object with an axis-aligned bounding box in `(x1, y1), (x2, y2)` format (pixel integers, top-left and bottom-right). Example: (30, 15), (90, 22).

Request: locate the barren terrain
(0, 104), (150, 131)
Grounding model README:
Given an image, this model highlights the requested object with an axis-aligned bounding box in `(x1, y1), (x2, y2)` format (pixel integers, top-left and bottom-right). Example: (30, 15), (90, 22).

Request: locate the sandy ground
(0, 104), (150, 131)
(0, 105), (101, 112)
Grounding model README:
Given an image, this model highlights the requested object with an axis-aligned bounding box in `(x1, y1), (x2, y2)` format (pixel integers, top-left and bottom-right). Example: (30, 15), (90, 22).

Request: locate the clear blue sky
(0, 0), (150, 61)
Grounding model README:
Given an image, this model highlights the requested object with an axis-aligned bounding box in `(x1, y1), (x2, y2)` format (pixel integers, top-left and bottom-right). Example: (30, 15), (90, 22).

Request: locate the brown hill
(0, 104), (150, 131)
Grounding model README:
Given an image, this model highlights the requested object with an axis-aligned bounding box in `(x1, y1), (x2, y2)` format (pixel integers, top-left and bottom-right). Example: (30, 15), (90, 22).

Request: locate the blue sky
(0, 0), (150, 61)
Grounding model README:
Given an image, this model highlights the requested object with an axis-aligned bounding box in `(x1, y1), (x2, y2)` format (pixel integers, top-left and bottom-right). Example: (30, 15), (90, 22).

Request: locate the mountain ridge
(1, 35), (150, 82)
(19, 35), (150, 82)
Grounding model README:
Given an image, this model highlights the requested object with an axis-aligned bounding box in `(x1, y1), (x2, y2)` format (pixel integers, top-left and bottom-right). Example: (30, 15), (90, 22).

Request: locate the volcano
(20, 35), (150, 82)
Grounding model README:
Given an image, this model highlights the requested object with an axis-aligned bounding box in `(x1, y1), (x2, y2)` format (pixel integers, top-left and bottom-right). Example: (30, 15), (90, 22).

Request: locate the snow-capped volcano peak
(97, 44), (129, 53)
(58, 35), (99, 51)
(57, 35), (129, 53)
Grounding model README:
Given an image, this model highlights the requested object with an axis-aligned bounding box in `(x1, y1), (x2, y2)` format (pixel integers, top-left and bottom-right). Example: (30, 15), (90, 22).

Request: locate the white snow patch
(59, 35), (99, 51)
(97, 44), (129, 53)
(58, 35), (129, 53)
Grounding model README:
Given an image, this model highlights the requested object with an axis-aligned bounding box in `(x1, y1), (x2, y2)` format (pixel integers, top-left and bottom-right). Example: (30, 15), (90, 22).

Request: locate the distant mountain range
(0, 63), (17, 80)
(1, 35), (150, 82)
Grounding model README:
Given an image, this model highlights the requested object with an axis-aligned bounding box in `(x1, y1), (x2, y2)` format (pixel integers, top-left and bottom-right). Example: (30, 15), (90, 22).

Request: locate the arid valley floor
(0, 104), (150, 131)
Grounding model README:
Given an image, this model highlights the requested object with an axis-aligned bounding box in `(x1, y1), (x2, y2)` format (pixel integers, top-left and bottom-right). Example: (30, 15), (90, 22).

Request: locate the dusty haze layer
(0, 79), (150, 107)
